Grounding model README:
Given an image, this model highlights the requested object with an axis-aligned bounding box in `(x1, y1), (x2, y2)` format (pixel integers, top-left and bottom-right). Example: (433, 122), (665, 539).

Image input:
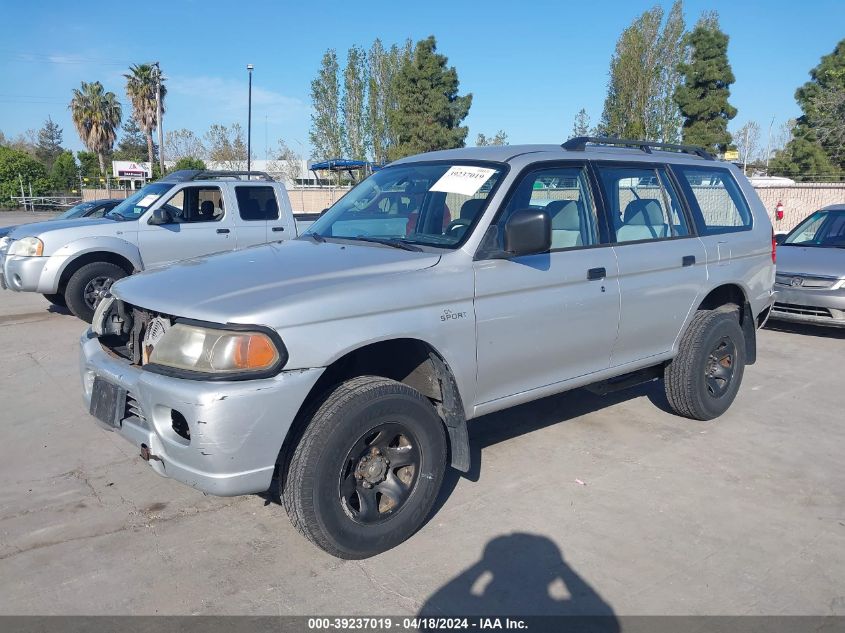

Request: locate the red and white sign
(112, 161), (152, 179)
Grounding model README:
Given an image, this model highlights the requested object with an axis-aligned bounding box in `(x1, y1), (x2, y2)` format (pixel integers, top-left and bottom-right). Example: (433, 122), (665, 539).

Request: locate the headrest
(460, 198), (485, 220)
(623, 199), (664, 226)
(264, 198), (278, 213)
(243, 199), (260, 213)
(546, 200), (581, 230)
(407, 181), (429, 194)
(200, 200), (215, 215)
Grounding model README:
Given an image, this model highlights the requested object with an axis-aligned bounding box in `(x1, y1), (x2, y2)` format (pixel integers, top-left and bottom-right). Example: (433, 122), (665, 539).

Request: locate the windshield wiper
(353, 236), (422, 251)
(302, 232), (326, 243)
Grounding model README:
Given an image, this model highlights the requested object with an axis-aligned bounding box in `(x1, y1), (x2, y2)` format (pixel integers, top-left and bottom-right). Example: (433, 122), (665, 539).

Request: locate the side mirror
(774, 233), (787, 245)
(503, 209), (551, 257)
(148, 208), (173, 225)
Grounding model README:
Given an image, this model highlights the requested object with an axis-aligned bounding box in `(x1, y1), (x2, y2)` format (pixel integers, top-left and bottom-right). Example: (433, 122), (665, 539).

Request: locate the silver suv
(80, 138), (776, 559)
(1, 170), (306, 322)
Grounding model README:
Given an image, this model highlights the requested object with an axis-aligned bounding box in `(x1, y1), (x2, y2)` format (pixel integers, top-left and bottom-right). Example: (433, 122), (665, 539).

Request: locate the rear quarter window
(673, 166), (752, 235)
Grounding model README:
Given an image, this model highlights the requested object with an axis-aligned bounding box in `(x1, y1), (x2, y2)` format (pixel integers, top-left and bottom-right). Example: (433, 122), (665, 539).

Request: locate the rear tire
(42, 293), (67, 308)
(664, 308), (746, 421)
(63, 262), (127, 323)
(281, 376), (447, 559)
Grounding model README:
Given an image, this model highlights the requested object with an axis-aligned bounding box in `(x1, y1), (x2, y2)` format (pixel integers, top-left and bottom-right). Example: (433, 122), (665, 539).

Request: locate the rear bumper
(79, 330), (323, 496)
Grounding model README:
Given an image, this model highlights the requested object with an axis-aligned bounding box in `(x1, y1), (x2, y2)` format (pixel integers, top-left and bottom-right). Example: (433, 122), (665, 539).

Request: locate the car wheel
(42, 293), (67, 308)
(664, 308), (746, 421)
(64, 262), (127, 323)
(281, 376), (447, 559)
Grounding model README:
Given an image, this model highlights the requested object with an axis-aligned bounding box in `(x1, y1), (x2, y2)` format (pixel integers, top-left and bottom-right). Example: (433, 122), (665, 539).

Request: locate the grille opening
(773, 302), (832, 318)
(171, 410), (190, 441)
(124, 392), (146, 424)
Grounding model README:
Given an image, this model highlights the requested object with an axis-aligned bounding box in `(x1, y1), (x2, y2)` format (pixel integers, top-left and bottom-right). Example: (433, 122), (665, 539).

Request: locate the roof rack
(561, 136), (715, 161)
(159, 169), (275, 183)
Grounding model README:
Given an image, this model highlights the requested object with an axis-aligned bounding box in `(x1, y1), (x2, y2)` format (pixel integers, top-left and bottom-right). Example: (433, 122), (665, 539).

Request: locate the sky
(1, 0), (843, 158)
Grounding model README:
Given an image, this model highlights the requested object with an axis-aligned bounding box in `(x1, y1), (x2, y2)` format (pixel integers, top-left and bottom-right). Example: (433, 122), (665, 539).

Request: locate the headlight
(147, 323), (285, 378)
(8, 237), (44, 257)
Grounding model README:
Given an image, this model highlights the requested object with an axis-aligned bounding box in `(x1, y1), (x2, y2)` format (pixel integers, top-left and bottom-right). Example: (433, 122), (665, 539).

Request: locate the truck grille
(123, 391), (147, 425)
(772, 302), (832, 318)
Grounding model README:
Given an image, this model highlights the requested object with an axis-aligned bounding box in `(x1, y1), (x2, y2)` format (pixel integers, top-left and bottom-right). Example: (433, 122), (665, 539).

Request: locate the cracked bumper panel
(2, 254), (67, 293)
(80, 330), (323, 496)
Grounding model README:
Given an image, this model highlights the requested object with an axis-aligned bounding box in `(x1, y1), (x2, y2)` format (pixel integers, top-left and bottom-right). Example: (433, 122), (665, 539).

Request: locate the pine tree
(674, 12), (737, 154)
(114, 116), (152, 162)
(342, 45), (369, 161)
(36, 116), (64, 170)
(387, 36), (472, 160)
(572, 109), (591, 137)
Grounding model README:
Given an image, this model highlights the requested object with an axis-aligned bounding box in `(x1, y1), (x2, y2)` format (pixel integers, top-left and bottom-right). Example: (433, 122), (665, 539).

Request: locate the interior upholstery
(545, 200), (584, 249)
(617, 199), (668, 241)
(459, 198), (485, 221)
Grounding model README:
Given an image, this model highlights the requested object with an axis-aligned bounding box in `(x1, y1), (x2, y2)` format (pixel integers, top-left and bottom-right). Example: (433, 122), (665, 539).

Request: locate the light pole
(247, 64), (254, 174)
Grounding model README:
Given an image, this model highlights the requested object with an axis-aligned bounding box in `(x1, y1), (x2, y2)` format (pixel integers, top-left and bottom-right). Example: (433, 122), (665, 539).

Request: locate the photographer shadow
(418, 532), (619, 631)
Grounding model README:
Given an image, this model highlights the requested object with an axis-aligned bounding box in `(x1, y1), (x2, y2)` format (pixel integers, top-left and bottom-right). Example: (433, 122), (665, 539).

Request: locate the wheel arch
(685, 282), (758, 365)
(56, 249), (138, 294)
(283, 337), (471, 473)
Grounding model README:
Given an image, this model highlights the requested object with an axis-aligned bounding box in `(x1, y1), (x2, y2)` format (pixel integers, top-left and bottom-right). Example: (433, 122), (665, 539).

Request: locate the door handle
(216, 228), (230, 234)
(587, 267), (606, 280)
(682, 255), (696, 267)
(271, 226), (285, 232)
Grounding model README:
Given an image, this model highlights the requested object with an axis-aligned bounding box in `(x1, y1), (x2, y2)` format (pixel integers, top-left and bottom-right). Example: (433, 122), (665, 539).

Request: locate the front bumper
(2, 254), (65, 294)
(79, 330), (323, 496)
(769, 285), (845, 328)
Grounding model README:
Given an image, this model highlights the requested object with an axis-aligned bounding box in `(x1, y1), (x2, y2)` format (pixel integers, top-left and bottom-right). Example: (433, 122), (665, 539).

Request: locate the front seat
(198, 200), (215, 221)
(545, 200), (583, 249)
(616, 199), (668, 241)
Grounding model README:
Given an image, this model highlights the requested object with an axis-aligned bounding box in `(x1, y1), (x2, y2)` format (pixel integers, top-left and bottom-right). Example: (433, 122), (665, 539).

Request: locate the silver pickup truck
(80, 138), (776, 559)
(1, 170), (311, 321)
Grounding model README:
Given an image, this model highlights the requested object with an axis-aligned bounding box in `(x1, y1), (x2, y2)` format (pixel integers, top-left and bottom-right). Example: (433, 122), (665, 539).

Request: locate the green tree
(310, 50), (344, 160)
(165, 128), (207, 162)
(124, 63), (165, 170)
(367, 39), (411, 164)
(342, 45), (369, 160)
(674, 12), (737, 154)
(572, 108), (592, 137)
(36, 117), (64, 170)
(76, 151), (101, 182)
(113, 116), (150, 162)
(204, 123), (248, 169)
(0, 146), (51, 205)
(69, 80), (122, 175)
(476, 130), (509, 146)
(599, 1), (687, 141)
(50, 150), (78, 191)
(388, 36), (472, 160)
(173, 156), (206, 171)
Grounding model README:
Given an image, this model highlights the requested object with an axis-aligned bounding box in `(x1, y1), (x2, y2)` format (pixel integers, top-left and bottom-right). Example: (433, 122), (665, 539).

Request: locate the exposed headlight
(8, 237), (44, 257)
(147, 323), (285, 378)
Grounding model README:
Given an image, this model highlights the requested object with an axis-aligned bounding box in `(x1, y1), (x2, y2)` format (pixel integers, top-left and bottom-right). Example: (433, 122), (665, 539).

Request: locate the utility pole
(153, 61), (165, 176)
(742, 125), (750, 175)
(247, 64), (254, 174)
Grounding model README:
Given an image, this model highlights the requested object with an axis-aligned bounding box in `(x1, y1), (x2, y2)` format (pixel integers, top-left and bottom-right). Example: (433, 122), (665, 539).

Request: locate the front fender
(48, 237), (143, 293)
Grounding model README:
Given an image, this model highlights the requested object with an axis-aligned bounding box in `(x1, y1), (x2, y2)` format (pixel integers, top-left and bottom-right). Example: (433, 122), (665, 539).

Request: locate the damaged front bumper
(79, 329), (323, 496)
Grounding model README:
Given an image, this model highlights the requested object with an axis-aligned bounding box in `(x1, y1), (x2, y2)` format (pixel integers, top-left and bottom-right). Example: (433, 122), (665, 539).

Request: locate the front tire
(281, 376), (447, 559)
(664, 308), (746, 421)
(42, 293), (67, 308)
(63, 262), (127, 323)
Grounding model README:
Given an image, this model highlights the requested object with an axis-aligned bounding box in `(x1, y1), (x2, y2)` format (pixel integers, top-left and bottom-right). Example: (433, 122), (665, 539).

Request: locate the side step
(584, 365), (663, 396)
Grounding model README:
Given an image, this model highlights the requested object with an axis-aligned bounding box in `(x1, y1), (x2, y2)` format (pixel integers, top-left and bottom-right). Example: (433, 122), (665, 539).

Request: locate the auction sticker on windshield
(138, 194), (161, 207)
(430, 166), (497, 197)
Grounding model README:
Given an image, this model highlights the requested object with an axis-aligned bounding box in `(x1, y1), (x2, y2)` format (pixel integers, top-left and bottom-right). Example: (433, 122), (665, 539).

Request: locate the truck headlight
(8, 237), (44, 257)
(147, 322), (286, 378)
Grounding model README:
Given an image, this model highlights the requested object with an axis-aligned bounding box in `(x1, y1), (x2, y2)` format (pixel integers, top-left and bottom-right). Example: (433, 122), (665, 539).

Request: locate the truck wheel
(64, 262), (127, 323)
(42, 293), (67, 308)
(664, 308), (746, 421)
(281, 376), (447, 559)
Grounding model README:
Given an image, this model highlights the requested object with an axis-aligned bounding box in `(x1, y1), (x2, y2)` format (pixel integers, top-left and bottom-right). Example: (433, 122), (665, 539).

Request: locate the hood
(8, 217), (117, 240)
(0, 225), (17, 239)
(111, 239), (442, 324)
(776, 244), (845, 278)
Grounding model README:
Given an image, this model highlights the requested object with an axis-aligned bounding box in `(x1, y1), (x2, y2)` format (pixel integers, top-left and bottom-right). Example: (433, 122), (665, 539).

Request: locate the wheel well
(57, 252), (135, 293)
(280, 338), (470, 475)
(695, 283), (757, 365)
(697, 284), (747, 313)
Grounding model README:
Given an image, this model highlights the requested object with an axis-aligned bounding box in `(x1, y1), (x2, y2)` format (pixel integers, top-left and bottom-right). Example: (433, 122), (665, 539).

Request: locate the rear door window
(595, 165), (690, 243)
(236, 186), (280, 221)
(672, 166), (752, 235)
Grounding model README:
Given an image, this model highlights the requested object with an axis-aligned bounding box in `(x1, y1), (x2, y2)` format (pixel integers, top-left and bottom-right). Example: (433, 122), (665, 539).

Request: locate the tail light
(771, 228), (777, 264)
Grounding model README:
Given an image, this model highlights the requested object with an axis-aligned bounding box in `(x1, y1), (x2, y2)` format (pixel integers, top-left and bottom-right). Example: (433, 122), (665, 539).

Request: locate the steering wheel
(444, 218), (471, 235)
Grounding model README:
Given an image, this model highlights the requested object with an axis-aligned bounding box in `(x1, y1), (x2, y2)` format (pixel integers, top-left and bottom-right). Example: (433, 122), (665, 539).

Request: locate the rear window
(236, 186), (279, 221)
(673, 166), (752, 235)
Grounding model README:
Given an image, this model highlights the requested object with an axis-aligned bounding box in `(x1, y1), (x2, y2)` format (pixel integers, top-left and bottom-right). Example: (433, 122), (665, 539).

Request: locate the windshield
(106, 183), (175, 220)
(784, 210), (845, 248)
(304, 162), (505, 248)
(57, 201), (99, 219)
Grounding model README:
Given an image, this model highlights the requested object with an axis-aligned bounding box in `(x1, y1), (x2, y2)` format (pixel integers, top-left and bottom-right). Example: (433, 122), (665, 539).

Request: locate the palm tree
(69, 81), (122, 175)
(124, 64), (165, 170)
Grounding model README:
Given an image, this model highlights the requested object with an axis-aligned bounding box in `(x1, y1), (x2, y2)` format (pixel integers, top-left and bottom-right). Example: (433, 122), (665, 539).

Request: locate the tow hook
(140, 443), (163, 464)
